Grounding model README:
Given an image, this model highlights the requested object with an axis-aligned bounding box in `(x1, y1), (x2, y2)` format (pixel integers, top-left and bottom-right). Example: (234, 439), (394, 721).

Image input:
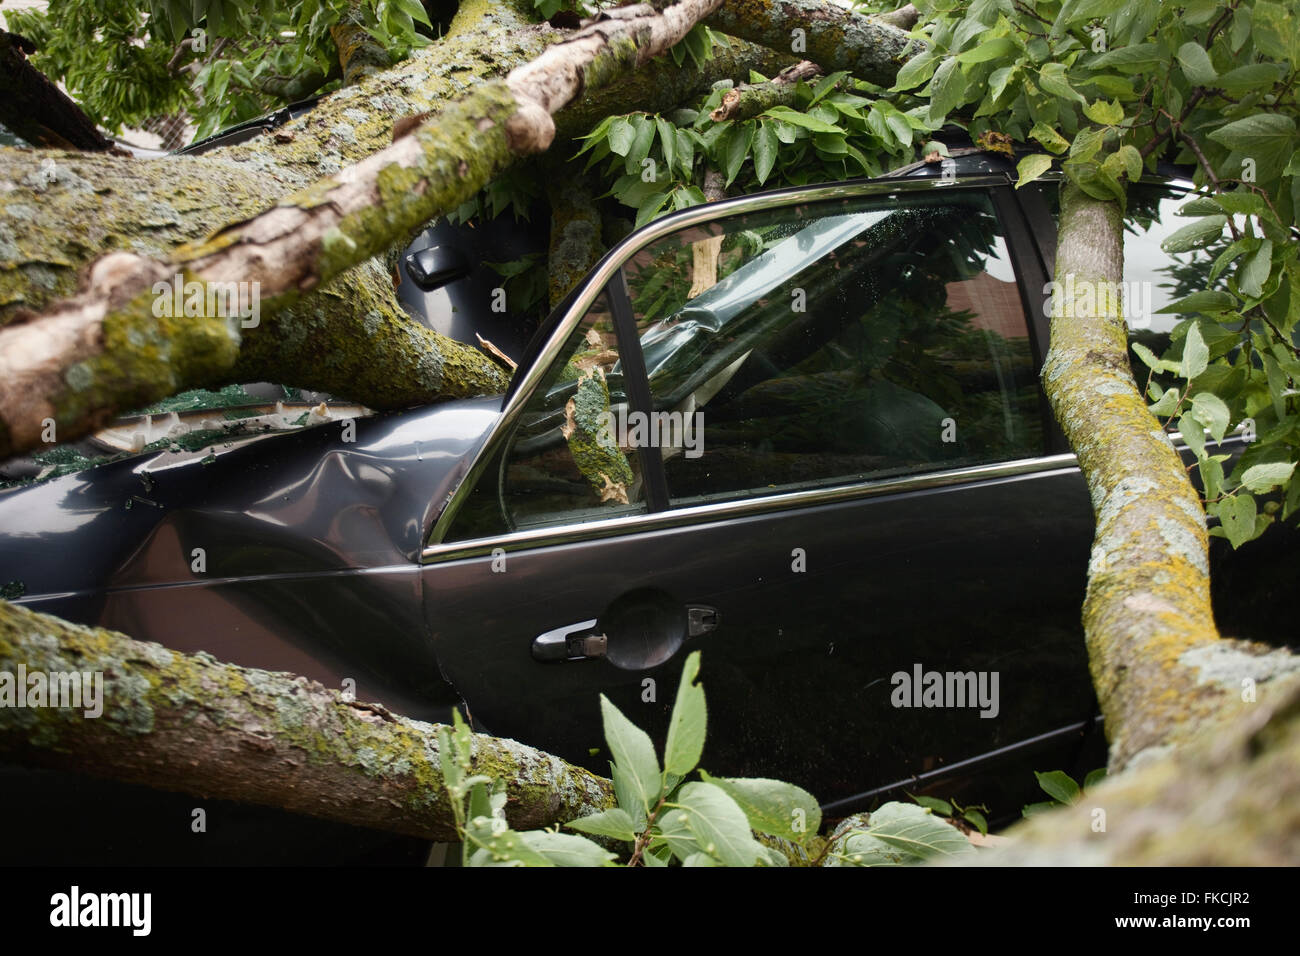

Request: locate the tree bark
(0, 0), (754, 460)
(0, 600), (613, 841)
(1040, 182), (1300, 773)
(704, 0), (920, 88)
(709, 60), (820, 122)
(989, 672), (1300, 864)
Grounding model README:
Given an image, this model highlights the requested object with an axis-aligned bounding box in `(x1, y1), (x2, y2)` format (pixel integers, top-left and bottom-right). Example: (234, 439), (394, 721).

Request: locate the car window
(620, 191), (1045, 506)
(445, 289), (649, 540)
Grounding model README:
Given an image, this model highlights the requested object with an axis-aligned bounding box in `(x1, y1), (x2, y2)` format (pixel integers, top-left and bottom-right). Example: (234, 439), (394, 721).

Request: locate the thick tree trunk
(0, 600), (613, 841)
(990, 672), (1300, 864)
(1040, 182), (1300, 773)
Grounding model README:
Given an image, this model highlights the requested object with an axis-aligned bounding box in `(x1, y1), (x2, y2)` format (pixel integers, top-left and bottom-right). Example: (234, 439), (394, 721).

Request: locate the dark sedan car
(2, 149), (1295, 862)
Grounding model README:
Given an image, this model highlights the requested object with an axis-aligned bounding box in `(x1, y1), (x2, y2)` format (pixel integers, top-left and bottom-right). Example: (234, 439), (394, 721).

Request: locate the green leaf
(1161, 215), (1227, 254)
(1115, 144), (1143, 181)
(813, 132), (848, 155)
(1207, 114), (1295, 172)
(607, 116), (635, 156)
(1156, 289), (1237, 314)
(722, 123), (754, 187)
(566, 807), (638, 842)
(1082, 99), (1124, 126)
(670, 782), (763, 866)
(634, 190), (670, 228)
(664, 651), (707, 778)
(833, 803), (974, 866)
(627, 114), (655, 168)
(519, 830), (617, 866)
(1239, 240), (1274, 300)
(761, 106), (841, 134)
(1181, 322), (1210, 380)
(1015, 153), (1055, 188)
(675, 127), (695, 178)
(655, 809), (700, 861)
(1240, 461), (1296, 493)
(757, 844), (791, 867)
(1189, 392), (1231, 442)
(962, 808), (988, 835)
(1030, 122), (1069, 154)
(956, 36), (1016, 63)
(654, 115), (676, 173)
(700, 773), (822, 842)
(1083, 768), (1107, 789)
(1037, 63), (1086, 105)
(1069, 126), (1104, 162)
(891, 50), (938, 91)
(465, 828), (551, 867)
(600, 694), (662, 817)
(1216, 63), (1285, 95)
(910, 794), (952, 816)
(807, 70), (848, 106)
(1089, 43), (1164, 71)
(1035, 770), (1080, 804)
(1132, 341), (1180, 374)
(1214, 192), (1271, 218)
(1254, 0), (1300, 65)
(1214, 494), (1257, 549)
(987, 64), (1017, 104)
(641, 844), (670, 866)
(1175, 41), (1217, 86)
(1148, 386), (1181, 417)
(610, 762), (647, 830)
(928, 56), (969, 123)
(1179, 416), (1206, 462)
(682, 851), (719, 866)
(394, 0), (432, 26)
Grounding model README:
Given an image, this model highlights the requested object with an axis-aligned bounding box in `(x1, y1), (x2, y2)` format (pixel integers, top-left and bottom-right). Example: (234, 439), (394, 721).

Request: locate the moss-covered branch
(985, 673), (1300, 864)
(1040, 182), (1300, 772)
(704, 0), (921, 88)
(0, 0), (738, 458)
(0, 600), (613, 841)
(709, 59), (819, 122)
(546, 165), (605, 308)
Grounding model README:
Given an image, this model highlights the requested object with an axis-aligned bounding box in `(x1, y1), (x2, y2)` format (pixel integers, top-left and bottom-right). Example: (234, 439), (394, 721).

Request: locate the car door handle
(532, 619), (608, 662)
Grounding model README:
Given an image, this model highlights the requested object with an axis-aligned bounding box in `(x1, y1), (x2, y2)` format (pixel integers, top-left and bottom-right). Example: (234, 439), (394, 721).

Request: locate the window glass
(445, 290), (648, 541)
(620, 191), (1045, 505)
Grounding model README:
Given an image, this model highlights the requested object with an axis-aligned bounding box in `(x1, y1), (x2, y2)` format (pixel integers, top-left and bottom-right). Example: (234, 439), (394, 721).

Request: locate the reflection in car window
(621, 192), (1045, 505)
(446, 290), (649, 541)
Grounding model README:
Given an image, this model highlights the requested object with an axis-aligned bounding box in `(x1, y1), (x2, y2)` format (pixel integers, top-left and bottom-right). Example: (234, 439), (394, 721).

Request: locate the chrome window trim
(423, 174), (1024, 558)
(422, 452), (1082, 563)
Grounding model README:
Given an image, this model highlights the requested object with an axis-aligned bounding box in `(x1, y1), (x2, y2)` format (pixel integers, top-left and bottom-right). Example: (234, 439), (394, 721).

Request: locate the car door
(420, 177), (1100, 813)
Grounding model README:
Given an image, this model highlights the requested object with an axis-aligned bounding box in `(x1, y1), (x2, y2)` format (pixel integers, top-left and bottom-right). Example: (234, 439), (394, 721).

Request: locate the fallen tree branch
(710, 59), (820, 122)
(0, 600), (613, 841)
(705, 0), (920, 87)
(1040, 181), (1300, 772)
(0, 0), (731, 457)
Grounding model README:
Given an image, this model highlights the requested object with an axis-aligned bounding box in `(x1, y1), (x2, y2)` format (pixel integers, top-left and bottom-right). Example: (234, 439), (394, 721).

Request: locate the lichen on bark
(1040, 181), (1300, 773)
(0, 599), (613, 840)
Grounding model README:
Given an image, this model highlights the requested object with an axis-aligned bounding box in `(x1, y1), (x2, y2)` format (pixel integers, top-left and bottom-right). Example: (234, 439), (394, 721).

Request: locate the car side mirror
(404, 244), (472, 291)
